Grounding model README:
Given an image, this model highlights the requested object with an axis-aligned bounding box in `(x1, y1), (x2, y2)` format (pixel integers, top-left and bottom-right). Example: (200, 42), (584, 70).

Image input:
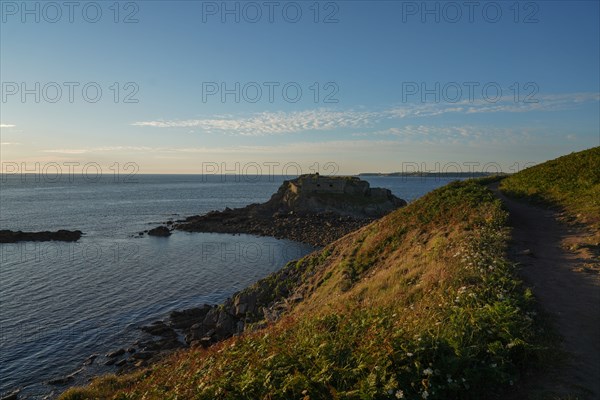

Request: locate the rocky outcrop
(147, 226), (171, 237)
(174, 174), (406, 246)
(262, 174), (406, 217)
(0, 229), (82, 243)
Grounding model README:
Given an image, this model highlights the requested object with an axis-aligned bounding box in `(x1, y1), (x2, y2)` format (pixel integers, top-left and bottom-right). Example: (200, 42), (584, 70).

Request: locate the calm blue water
(0, 174), (459, 398)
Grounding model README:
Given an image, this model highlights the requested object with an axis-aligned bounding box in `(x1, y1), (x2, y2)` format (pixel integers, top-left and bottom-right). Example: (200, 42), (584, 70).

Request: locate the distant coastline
(359, 171), (503, 177)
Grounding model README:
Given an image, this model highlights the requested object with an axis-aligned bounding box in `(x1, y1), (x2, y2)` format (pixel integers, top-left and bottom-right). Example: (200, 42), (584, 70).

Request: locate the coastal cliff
(60, 178), (546, 399)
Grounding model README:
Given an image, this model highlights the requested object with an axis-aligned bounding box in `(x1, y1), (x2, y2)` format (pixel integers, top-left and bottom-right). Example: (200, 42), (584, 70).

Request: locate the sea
(0, 174), (460, 398)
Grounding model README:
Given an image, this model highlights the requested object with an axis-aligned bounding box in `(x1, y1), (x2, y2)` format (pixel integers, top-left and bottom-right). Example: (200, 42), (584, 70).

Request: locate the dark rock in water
(115, 359), (127, 367)
(83, 354), (98, 365)
(140, 321), (177, 337)
(147, 226), (171, 237)
(132, 351), (156, 360)
(0, 389), (20, 400)
(106, 348), (126, 358)
(127, 347), (136, 353)
(0, 229), (83, 243)
(104, 358), (117, 366)
(169, 305), (212, 330)
(48, 375), (74, 385)
(156, 337), (184, 350)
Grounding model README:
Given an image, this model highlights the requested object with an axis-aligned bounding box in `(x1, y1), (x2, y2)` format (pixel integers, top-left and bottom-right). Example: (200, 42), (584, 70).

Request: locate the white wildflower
(423, 368), (433, 375)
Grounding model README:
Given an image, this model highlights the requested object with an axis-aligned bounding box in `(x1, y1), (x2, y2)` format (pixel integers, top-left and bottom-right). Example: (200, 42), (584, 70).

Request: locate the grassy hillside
(500, 147), (600, 228)
(61, 180), (545, 400)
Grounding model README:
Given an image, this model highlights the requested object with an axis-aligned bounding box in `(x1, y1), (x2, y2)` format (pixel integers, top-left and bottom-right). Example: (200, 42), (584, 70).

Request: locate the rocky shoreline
(19, 175), (407, 398)
(171, 174), (406, 246)
(0, 230), (83, 243)
(174, 209), (373, 247)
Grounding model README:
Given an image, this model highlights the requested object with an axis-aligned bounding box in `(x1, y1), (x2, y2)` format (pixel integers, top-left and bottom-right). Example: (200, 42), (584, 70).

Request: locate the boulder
(215, 311), (237, 339)
(83, 354), (98, 365)
(202, 307), (220, 329)
(169, 305), (211, 329)
(132, 351), (156, 360)
(233, 292), (258, 316)
(48, 375), (74, 385)
(106, 348), (126, 358)
(148, 226), (171, 237)
(141, 321), (177, 338)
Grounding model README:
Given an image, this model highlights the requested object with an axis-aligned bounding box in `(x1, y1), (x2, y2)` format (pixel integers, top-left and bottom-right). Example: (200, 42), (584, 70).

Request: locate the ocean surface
(0, 174), (460, 398)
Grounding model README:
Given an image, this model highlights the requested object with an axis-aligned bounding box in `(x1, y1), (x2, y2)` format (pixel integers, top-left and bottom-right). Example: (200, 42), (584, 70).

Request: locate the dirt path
(491, 185), (600, 399)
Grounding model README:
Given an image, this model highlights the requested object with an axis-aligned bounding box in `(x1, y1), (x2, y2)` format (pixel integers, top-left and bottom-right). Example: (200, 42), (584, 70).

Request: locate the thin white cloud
(0, 142), (20, 146)
(42, 146), (161, 154)
(131, 92), (599, 136)
(132, 109), (378, 136)
(42, 149), (90, 154)
(0, 124), (16, 128)
(351, 125), (532, 147)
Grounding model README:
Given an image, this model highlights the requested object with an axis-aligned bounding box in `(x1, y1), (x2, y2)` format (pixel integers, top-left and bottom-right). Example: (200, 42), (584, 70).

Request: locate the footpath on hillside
(491, 184), (600, 399)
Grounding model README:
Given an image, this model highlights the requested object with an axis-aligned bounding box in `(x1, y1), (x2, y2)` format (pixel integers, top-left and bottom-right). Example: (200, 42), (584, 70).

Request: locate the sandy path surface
(492, 185), (600, 399)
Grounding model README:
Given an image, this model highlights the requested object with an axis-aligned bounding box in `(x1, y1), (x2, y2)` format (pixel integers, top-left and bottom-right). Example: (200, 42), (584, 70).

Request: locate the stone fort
(289, 174), (386, 197)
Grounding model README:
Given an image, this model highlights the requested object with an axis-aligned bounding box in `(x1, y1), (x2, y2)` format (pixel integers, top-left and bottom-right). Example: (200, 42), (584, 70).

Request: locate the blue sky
(1, 0), (599, 174)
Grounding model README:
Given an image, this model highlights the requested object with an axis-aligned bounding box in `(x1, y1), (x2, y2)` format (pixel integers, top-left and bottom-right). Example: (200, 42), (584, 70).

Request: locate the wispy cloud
(43, 148), (84, 154)
(0, 124), (16, 129)
(131, 92), (599, 136)
(385, 92), (600, 118)
(351, 125), (532, 145)
(42, 146), (159, 154)
(132, 109), (378, 135)
(0, 142), (20, 146)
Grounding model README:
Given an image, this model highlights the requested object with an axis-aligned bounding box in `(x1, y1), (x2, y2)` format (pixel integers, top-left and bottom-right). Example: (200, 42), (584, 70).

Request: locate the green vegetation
(500, 147), (600, 227)
(61, 180), (547, 400)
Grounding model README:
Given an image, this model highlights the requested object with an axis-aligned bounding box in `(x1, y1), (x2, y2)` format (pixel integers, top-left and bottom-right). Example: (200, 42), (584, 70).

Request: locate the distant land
(359, 171), (503, 177)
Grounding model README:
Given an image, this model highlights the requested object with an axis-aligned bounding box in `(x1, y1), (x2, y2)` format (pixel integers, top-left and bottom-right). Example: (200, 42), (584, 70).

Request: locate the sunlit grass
(500, 147), (600, 228)
(60, 180), (550, 400)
